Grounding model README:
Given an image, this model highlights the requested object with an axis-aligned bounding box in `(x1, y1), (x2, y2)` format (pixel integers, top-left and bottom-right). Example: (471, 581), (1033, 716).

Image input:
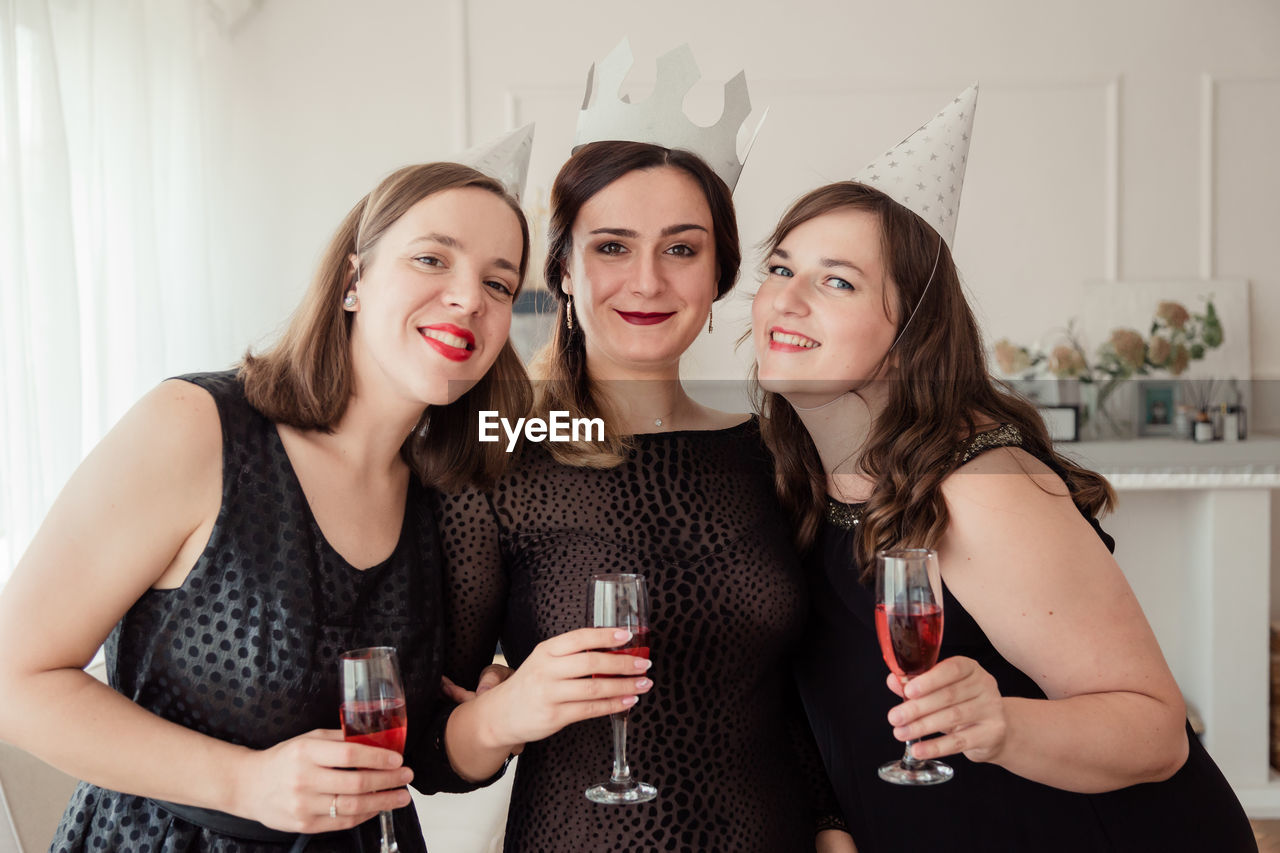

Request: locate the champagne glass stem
(898, 676), (920, 769)
(609, 711), (632, 784)
(901, 740), (921, 770)
(378, 809), (398, 853)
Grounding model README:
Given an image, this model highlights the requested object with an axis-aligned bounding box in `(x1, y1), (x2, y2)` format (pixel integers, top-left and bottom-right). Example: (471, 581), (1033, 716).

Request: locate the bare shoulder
(106, 379), (223, 470)
(142, 378), (222, 436)
(942, 445), (1071, 509)
(938, 444), (1101, 571)
(69, 378), (223, 530)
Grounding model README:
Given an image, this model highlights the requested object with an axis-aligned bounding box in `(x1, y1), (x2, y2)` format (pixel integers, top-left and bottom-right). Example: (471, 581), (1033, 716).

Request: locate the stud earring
(566, 294), (574, 332)
(707, 306), (714, 334)
(343, 290), (358, 310)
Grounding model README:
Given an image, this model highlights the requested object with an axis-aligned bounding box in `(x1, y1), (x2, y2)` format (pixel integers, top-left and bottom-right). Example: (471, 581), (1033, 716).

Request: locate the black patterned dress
(51, 371), (477, 853)
(435, 418), (842, 853)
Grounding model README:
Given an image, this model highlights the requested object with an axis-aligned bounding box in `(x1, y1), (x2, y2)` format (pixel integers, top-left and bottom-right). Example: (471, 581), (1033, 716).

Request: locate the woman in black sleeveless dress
(750, 177), (1255, 852)
(0, 163), (646, 852)
(435, 141), (846, 852)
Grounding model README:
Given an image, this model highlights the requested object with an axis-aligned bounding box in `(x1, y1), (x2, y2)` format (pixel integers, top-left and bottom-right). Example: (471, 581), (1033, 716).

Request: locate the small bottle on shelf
(1173, 405), (1192, 440)
(1224, 407), (1240, 442)
(1232, 381), (1248, 440)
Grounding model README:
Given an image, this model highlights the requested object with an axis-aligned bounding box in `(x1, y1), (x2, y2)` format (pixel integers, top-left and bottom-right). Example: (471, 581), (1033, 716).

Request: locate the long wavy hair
(240, 162), (533, 491)
(531, 141), (741, 467)
(755, 182), (1114, 577)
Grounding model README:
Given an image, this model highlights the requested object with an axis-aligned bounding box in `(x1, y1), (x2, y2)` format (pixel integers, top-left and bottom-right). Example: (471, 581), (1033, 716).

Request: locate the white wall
(206, 0), (1280, 403)
(200, 0), (1280, 635)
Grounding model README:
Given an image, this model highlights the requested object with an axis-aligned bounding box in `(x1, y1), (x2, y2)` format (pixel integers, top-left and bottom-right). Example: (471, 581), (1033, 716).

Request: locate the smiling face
(346, 186), (523, 407)
(752, 206), (901, 407)
(561, 166), (718, 378)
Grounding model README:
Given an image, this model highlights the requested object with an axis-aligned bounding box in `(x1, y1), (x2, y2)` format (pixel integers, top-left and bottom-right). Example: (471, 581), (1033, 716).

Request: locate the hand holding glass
(585, 573), (657, 804)
(340, 647), (408, 851)
(875, 549), (954, 785)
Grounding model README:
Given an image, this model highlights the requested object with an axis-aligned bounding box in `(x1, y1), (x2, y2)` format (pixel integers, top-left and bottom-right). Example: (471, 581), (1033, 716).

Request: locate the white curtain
(1, 0), (231, 582)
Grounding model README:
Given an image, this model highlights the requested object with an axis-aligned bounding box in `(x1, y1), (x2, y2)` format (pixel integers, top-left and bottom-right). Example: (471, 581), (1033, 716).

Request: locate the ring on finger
(329, 794), (338, 819)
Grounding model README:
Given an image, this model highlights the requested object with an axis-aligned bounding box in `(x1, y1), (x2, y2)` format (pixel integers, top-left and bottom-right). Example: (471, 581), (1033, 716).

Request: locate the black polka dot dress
(51, 371), (470, 853)
(435, 419), (842, 853)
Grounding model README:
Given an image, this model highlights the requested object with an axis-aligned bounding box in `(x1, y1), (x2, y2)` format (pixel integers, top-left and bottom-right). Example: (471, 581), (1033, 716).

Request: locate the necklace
(650, 404), (679, 430)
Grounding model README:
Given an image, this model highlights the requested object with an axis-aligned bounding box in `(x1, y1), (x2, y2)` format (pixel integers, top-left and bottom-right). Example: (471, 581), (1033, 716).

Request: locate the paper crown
(457, 123), (535, 202)
(573, 39), (762, 190)
(853, 84), (978, 248)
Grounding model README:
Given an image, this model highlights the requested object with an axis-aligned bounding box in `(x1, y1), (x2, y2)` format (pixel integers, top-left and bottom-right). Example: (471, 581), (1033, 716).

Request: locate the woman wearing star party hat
(752, 86), (1254, 851)
(434, 40), (849, 852)
(0, 146), (650, 852)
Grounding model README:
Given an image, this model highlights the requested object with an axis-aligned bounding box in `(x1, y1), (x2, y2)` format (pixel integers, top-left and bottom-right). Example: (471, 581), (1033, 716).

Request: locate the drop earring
(707, 306), (714, 333)
(566, 294), (574, 332)
(342, 290), (358, 310)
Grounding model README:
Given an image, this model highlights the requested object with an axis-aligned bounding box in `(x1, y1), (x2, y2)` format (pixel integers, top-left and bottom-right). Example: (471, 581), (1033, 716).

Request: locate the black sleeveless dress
(434, 418), (843, 853)
(793, 424), (1255, 852)
(51, 371), (477, 853)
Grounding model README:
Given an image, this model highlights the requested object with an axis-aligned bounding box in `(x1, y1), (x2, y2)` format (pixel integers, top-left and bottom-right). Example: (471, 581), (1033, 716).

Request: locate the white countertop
(1056, 434), (1280, 489)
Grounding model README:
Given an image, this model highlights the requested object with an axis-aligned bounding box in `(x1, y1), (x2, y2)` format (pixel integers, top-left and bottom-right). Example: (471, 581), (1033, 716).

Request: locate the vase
(1079, 379), (1131, 441)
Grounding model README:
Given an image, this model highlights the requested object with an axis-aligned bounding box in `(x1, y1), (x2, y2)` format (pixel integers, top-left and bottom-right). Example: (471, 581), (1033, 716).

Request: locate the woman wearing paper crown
(752, 86), (1254, 851)
(0, 149), (652, 852)
(434, 41), (851, 851)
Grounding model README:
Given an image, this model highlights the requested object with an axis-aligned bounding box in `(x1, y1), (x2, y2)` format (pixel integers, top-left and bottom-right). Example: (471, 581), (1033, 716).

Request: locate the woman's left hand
(442, 664), (513, 703)
(885, 655), (1007, 764)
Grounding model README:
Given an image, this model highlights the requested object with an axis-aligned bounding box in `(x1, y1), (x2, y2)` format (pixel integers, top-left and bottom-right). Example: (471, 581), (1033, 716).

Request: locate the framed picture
(1038, 405), (1079, 442)
(1137, 380), (1177, 437)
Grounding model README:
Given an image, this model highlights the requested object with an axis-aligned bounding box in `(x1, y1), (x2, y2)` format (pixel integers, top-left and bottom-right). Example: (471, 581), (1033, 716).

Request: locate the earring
(707, 306), (714, 334)
(566, 294), (574, 332)
(343, 290), (358, 310)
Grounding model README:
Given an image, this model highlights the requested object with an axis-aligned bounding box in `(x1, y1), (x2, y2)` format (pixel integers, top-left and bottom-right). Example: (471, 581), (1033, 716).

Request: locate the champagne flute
(584, 573), (657, 804)
(340, 647), (408, 852)
(875, 549), (954, 785)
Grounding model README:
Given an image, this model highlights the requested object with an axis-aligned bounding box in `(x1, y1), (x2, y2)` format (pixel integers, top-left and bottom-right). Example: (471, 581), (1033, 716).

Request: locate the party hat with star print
(853, 84), (978, 248)
(457, 122), (535, 202)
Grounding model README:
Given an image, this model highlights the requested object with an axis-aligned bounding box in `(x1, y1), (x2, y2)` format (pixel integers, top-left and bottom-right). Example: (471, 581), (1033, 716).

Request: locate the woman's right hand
(235, 729), (413, 833)
(472, 627), (653, 749)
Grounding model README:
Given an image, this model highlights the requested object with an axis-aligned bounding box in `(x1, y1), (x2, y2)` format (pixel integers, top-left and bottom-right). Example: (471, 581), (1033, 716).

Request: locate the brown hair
(239, 162), (533, 491)
(755, 182), (1114, 575)
(532, 140), (741, 467)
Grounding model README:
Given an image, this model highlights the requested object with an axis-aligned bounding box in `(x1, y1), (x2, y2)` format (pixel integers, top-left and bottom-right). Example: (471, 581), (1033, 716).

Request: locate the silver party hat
(853, 84), (978, 248)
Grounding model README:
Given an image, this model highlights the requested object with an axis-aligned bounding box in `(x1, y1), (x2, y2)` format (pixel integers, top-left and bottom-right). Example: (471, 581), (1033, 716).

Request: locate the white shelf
(1058, 434), (1280, 488)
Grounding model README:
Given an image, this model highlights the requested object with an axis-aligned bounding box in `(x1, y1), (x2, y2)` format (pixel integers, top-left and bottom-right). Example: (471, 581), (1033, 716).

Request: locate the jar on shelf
(1193, 409), (1215, 443)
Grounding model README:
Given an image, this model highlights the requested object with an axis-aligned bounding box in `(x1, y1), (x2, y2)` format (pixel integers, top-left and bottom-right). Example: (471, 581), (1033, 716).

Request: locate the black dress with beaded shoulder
(434, 417), (843, 853)
(51, 371), (477, 853)
(794, 424), (1255, 852)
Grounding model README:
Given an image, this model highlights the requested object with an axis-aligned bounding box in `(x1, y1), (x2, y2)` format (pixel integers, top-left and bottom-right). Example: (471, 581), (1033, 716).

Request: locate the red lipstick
(616, 311), (676, 326)
(420, 323), (475, 362)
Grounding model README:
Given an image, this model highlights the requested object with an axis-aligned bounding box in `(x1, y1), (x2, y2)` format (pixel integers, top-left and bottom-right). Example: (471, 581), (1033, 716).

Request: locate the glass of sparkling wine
(584, 573), (657, 804)
(875, 549), (954, 786)
(340, 646), (408, 852)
